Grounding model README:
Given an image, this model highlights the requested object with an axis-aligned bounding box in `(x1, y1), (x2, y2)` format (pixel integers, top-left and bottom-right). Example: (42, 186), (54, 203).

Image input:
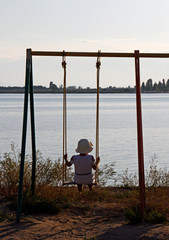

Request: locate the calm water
(0, 93), (169, 174)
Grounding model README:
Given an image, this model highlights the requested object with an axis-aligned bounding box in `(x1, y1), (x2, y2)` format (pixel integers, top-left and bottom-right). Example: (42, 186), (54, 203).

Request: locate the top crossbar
(31, 50), (169, 58)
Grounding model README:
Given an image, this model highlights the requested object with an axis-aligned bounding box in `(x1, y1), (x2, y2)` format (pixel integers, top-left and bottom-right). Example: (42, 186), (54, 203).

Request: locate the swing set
(16, 49), (169, 222)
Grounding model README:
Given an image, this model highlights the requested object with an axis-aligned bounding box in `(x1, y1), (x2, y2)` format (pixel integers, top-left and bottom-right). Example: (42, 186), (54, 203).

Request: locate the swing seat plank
(63, 181), (97, 186)
(63, 181), (76, 185)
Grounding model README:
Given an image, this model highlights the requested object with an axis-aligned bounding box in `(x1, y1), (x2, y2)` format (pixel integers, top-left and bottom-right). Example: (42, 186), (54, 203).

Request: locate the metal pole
(95, 51), (101, 185)
(31, 50), (169, 58)
(134, 50), (146, 221)
(29, 50), (37, 195)
(16, 49), (31, 222)
(62, 52), (67, 184)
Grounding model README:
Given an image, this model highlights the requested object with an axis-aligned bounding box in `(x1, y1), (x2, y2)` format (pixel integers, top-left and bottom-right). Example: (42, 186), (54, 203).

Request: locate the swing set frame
(16, 48), (169, 223)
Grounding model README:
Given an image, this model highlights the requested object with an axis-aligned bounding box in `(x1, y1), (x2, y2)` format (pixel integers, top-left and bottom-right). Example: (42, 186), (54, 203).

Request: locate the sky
(1, 0), (169, 88)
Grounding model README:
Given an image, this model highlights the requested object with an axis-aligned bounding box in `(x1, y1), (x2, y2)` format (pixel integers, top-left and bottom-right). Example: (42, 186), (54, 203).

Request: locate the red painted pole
(135, 50), (146, 221)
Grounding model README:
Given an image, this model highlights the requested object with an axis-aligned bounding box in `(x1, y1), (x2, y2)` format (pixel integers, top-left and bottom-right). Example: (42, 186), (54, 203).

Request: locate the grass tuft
(124, 205), (167, 224)
(0, 211), (15, 222)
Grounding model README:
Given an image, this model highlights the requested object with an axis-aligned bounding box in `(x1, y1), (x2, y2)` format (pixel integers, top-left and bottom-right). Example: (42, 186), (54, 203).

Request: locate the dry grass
(0, 144), (169, 223)
(23, 185), (169, 222)
(146, 187), (169, 219)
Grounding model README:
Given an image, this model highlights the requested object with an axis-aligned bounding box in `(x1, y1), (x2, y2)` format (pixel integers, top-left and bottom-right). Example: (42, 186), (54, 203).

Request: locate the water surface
(0, 93), (169, 174)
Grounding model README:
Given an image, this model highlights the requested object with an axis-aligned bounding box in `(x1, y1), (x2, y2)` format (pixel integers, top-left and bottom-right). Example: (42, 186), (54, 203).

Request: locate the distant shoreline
(0, 91), (169, 94)
(1, 78), (169, 94)
(0, 90), (169, 94)
(0, 86), (135, 94)
(1, 80), (169, 94)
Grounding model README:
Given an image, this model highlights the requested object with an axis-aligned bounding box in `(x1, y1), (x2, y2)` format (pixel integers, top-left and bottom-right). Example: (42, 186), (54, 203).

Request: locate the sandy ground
(0, 202), (169, 240)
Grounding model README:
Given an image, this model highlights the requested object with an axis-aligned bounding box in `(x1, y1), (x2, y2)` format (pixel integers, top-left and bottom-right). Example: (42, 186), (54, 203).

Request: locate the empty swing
(62, 51), (101, 186)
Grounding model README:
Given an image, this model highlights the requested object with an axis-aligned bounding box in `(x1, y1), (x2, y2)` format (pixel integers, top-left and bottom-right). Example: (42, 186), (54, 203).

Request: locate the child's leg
(88, 184), (93, 191)
(77, 184), (82, 192)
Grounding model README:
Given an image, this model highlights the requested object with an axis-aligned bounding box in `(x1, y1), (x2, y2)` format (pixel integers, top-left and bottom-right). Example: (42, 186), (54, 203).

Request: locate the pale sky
(1, 0), (169, 88)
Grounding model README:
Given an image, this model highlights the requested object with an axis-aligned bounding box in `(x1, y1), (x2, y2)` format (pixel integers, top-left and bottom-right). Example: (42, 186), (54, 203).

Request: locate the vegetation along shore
(0, 144), (169, 239)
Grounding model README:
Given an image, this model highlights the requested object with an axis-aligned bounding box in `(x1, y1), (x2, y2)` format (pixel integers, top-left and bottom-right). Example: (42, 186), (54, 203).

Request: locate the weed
(144, 208), (167, 223)
(124, 205), (167, 224)
(0, 143), (117, 198)
(85, 235), (97, 240)
(124, 206), (141, 223)
(0, 212), (15, 222)
(98, 162), (116, 186)
(145, 155), (169, 187)
(0, 143), (73, 198)
(115, 154), (169, 188)
(9, 192), (65, 215)
(116, 169), (138, 188)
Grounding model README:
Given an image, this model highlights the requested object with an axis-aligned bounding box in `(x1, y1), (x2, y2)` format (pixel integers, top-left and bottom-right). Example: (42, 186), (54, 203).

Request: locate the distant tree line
(141, 79), (169, 93)
(1, 79), (169, 93)
(49, 81), (135, 93)
(49, 80), (169, 93)
(0, 85), (48, 93)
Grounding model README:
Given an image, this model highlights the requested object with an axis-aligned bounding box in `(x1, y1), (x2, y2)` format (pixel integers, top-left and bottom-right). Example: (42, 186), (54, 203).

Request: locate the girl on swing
(64, 138), (100, 192)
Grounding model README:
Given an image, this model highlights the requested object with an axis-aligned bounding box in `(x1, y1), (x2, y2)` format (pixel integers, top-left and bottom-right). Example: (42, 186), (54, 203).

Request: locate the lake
(0, 93), (169, 175)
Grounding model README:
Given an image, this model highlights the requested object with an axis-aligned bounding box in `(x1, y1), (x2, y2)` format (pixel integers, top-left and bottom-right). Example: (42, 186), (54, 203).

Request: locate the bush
(145, 155), (169, 187)
(124, 206), (141, 223)
(115, 169), (138, 188)
(124, 205), (167, 224)
(98, 162), (116, 186)
(0, 143), (117, 198)
(0, 143), (117, 199)
(9, 191), (67, 215)
(0, 143), (73, 197)
(144, 208), (167, 224)
(0, 212), (15, 222)
(35, 150), (73, 186)
(0, 143), (24, 197)
(21, 194), (62, 215)
(115, 154), (169, 188)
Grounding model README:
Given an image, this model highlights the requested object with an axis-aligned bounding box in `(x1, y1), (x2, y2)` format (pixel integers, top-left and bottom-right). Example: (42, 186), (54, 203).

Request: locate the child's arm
(92, 156), (100, 170)
(64, 154), (72, 167)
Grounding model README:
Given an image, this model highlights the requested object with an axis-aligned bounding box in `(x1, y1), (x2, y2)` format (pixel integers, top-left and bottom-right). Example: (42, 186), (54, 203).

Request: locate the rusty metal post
(134, 50), (146, 221)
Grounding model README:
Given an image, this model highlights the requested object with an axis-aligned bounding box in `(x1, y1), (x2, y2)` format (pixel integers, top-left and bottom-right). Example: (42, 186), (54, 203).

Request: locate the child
(64, 138), (100, 192)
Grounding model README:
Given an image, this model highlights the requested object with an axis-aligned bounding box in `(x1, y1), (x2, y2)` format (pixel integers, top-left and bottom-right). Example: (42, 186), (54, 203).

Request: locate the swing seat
(63, 181), (97, 186)
(63, 181), (76, 185)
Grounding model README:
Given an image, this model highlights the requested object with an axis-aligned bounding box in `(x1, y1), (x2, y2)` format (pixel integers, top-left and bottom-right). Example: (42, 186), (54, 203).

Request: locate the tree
(162, 79), (166, 91)
(145, 79), (153, 91)
(157, 81), (162, 91)
(141, 82), (146, 92)
(166, 79), (169, 91)
(153, 82), (158, 91)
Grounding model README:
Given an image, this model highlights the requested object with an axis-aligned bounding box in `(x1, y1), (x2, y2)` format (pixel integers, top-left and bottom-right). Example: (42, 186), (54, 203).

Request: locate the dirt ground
(0, 202), (169, 240)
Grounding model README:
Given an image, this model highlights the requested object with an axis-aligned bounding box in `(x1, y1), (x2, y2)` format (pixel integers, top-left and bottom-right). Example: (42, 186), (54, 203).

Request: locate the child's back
(70, 154), (95, 184)
(64, 138), (100, 191)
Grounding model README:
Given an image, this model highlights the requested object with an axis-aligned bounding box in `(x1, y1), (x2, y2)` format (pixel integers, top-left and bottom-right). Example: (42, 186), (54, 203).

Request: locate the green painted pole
(16, 49), (31, 222)
(29, 53), (36, 195)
